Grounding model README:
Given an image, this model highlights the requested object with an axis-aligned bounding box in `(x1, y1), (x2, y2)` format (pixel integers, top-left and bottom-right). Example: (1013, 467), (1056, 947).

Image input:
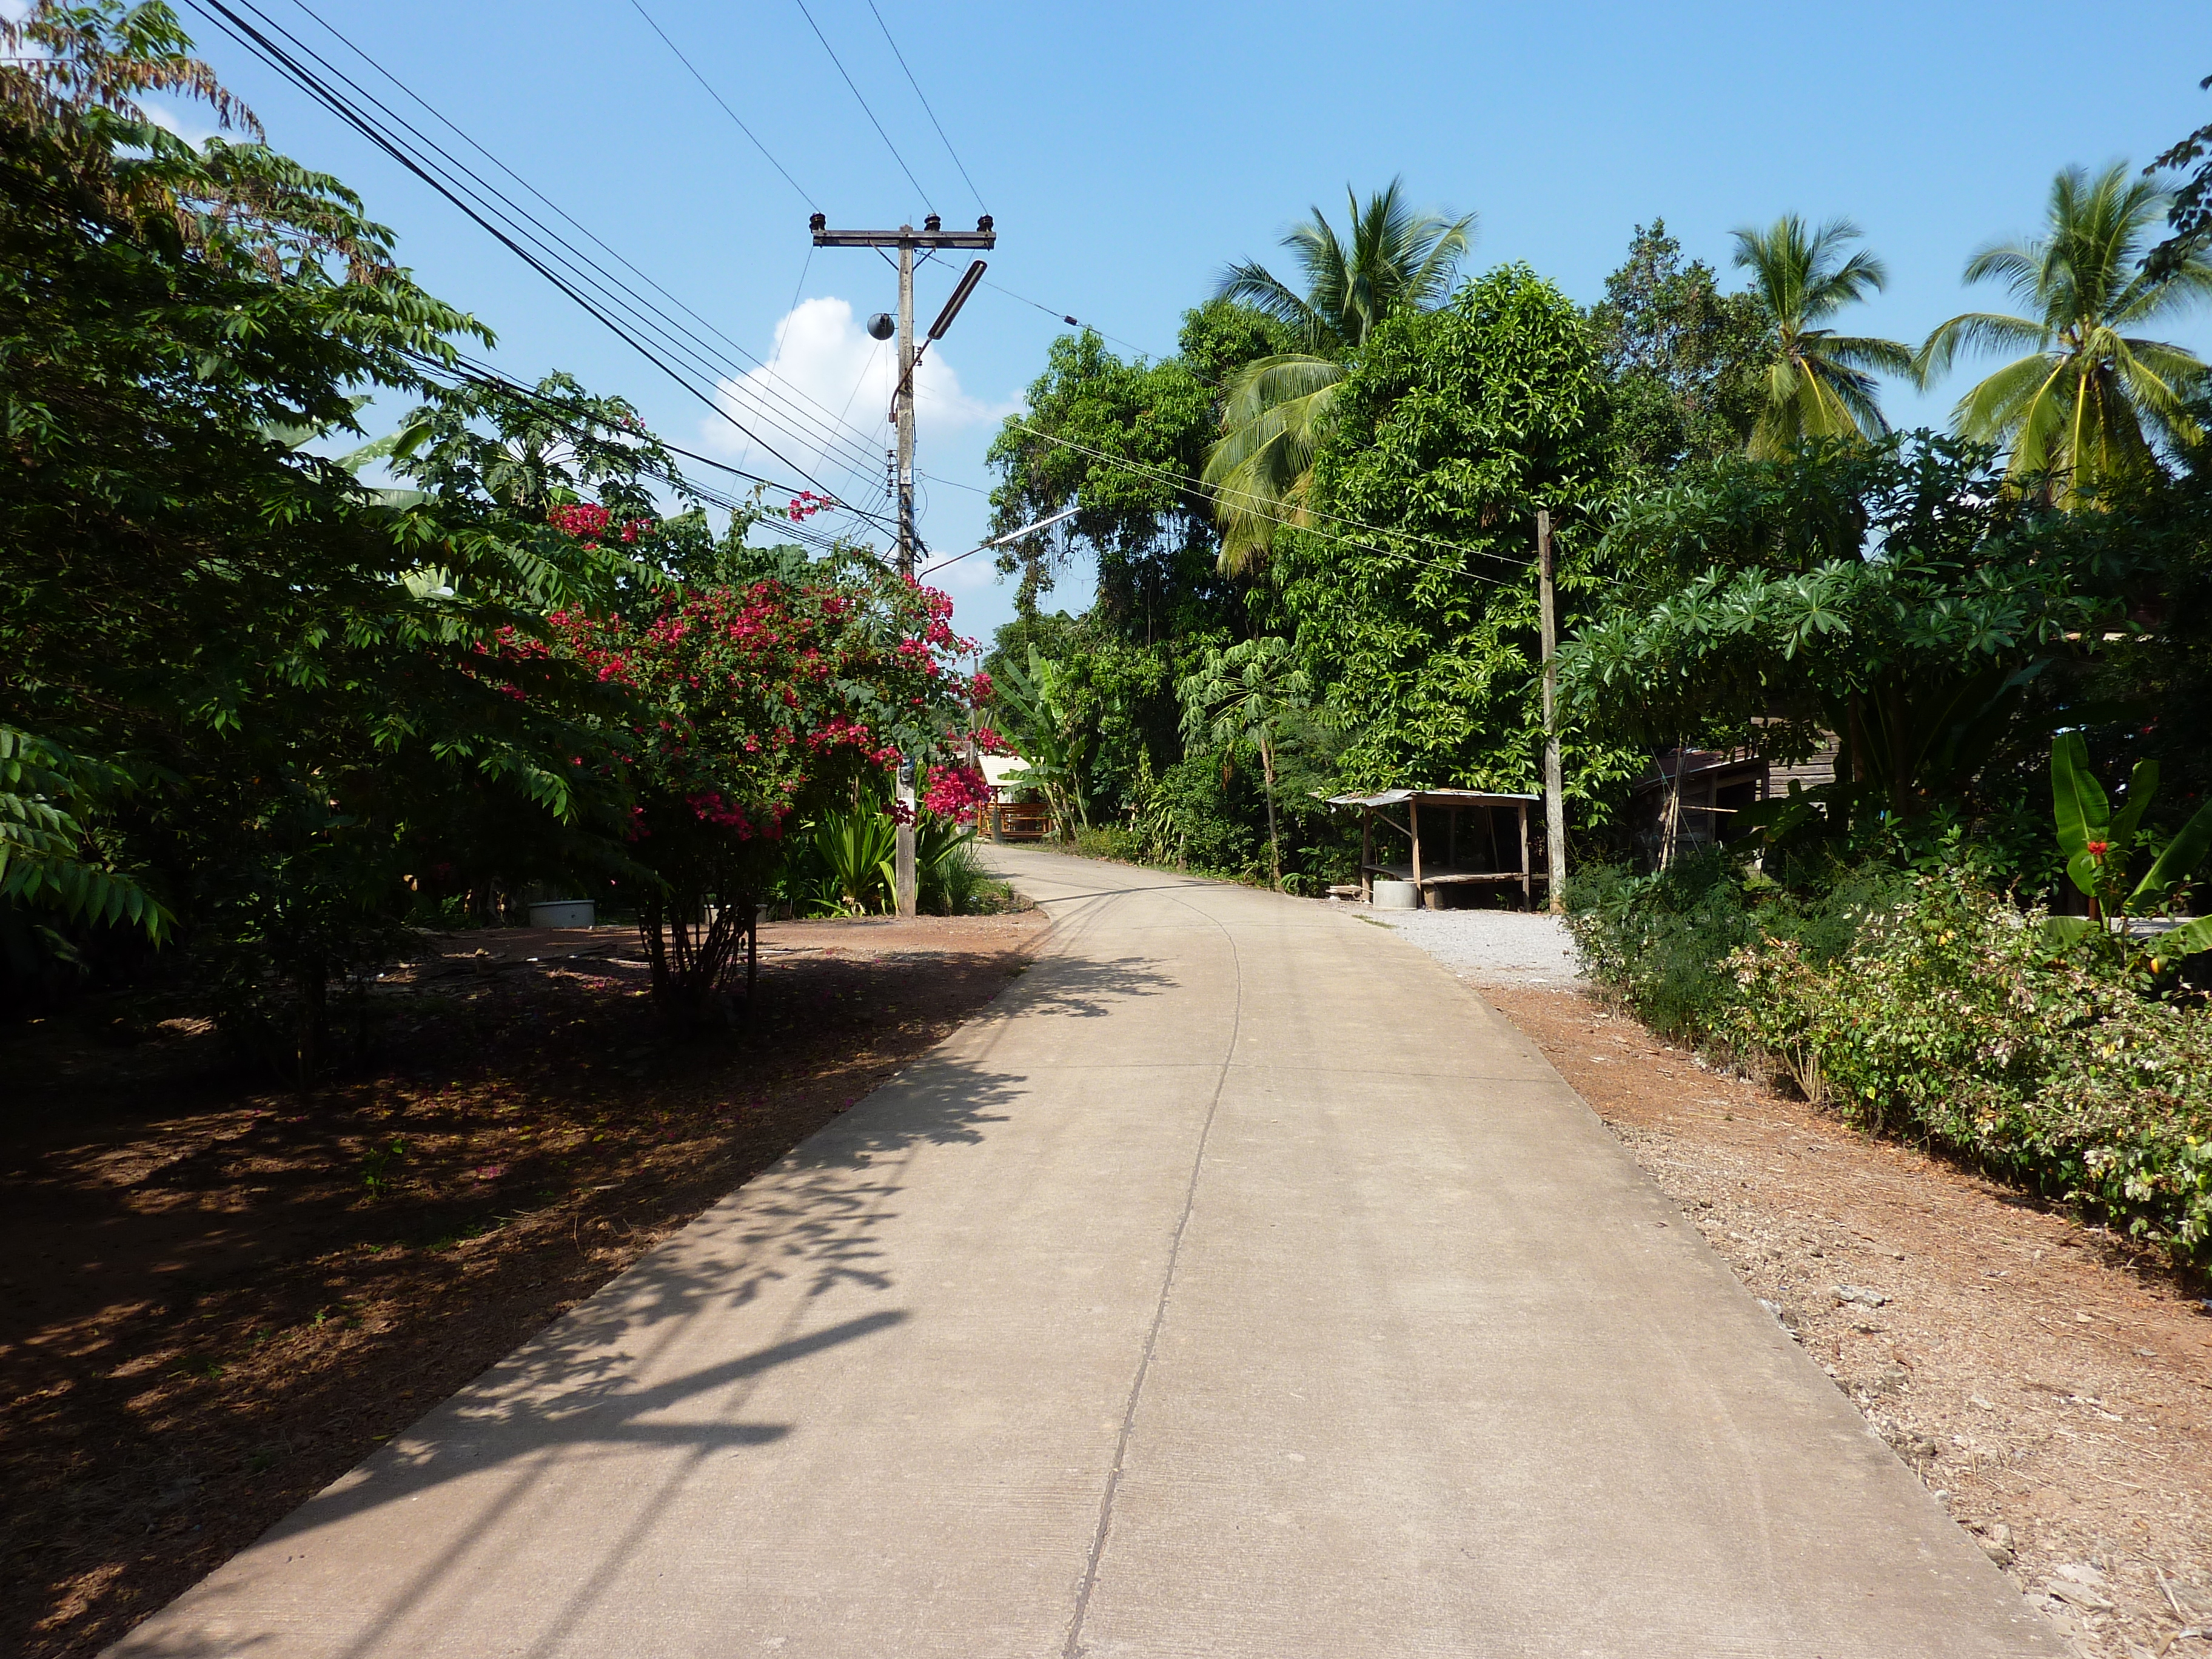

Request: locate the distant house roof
(1326, 788), (1540, 808)
(1628, 749), (1764, 797)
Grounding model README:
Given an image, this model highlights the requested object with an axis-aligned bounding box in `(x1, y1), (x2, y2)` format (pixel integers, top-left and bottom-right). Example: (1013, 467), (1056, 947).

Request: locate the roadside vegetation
(976, 114), (2212, 1261)
(2, 4), (1001, 1079)
(5, 1), (2212, 1651)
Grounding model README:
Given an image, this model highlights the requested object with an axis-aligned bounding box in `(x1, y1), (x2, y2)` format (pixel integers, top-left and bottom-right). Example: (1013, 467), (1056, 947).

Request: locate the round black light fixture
(866, 312), (895, 341)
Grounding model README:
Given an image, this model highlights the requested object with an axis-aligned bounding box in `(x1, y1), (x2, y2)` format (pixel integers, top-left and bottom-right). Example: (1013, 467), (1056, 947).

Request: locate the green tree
(1915, 164), (2212, 506)
(1590, 220), (1769, 472)
(1203, 180), (1476, 574)
(0, 2), (646, 1065)
(2144, 73), (2212, 278)
(1731, 215), (1911, 457)
(1177, 637), (1317, 890)
(1273, 265), (1640, 808)
(1562, 435), (2126, 834)
(984, 301), (1281, 633)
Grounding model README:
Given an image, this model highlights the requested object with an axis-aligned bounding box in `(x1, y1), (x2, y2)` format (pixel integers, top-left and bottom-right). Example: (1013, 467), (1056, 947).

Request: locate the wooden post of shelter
(1409, 795), (1423, 903)
(1518, 800), (1531, 907)
(1361, 808), (1373, 902)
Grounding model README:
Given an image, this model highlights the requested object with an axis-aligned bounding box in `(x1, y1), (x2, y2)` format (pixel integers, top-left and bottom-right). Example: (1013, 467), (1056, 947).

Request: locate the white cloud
(703, 296), (1013, 501)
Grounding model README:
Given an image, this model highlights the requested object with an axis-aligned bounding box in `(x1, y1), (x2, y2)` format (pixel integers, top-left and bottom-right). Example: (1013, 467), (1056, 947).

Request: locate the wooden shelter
(1329, 788), (1546, 907)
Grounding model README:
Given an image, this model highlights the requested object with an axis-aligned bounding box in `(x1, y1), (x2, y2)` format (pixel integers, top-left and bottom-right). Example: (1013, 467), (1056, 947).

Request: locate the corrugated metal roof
(1327, 788), (1540, 808)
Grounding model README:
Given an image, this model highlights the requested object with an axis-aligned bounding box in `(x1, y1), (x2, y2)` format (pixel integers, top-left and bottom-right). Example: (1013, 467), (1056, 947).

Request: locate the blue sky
(144, 0), (2212, 644)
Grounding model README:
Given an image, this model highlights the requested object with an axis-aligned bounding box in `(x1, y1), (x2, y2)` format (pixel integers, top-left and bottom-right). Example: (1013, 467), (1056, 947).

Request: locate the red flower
(2085, 840), (2109, 857)
(922, 762), (993, 818)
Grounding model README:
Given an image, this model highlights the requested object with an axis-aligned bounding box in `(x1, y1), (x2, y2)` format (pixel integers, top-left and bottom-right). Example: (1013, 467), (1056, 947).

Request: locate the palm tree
(1730, 215), (1911, 457)
(1202, 181), (1475, 575)
(1177, 637), (1317, 891)
(1915, 164), (2212, 506)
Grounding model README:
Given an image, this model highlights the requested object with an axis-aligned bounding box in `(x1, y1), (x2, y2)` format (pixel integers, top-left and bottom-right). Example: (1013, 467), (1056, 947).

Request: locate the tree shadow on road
(104, 979), (1171, 1656)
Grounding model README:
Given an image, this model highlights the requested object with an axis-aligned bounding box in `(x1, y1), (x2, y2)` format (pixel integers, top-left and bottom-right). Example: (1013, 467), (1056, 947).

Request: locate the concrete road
(111, 851), (2060, 1658)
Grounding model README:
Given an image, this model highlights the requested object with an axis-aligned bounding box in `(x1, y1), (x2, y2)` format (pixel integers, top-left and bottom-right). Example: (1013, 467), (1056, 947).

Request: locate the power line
(788, 0), (933, 210)
(255, 0), (894, 491)
(863, 0), (984, 214)
(1002, 420), (1536, 586)
(190, 0), (900, 531)
(407, 354), (857, 557)
(981, 279), (1155, 359)
(1000, 420), (1674, 608)
(423, 346), (851, 515)
(624, 0), (818, 210)
(266, 1), (891, 489)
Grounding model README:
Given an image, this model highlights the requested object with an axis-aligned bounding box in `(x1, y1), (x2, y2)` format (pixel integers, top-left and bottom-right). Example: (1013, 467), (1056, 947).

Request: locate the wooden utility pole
(1538, 510), (1567, 914)
(810, 213), (995, 916)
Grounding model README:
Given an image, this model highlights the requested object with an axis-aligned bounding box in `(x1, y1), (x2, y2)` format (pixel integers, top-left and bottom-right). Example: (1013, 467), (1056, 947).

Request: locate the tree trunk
(293, 965), (326, 1088)
(1886, 682), (1912, 817)
(642, 890), (756, 1028)
(1261, 736), (1282, 891)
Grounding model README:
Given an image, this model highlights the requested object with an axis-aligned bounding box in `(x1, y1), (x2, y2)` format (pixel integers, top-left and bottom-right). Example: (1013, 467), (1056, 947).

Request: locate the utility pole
(810, 212), (994, 916)
(1538, 509), (1567, 915)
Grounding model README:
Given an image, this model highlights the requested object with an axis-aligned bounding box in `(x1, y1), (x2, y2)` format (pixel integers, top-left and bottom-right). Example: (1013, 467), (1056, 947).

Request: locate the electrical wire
(788, 0), (933, 211)
(623, 0), (819, 210)
(863, 0), (985, 214)
(994, 421), (1674, 612)
(961, 298), (1624, 593)
(982, 279), (1155, 358)
(190, 0), (901, 529)
(1002, 420), (1537, 585)
(423, 346), (854, 518)
(262, 0), (891, 491)
(251, 0), (896, 492)
(917, 469), (989, 494)
(916, 540), (993, 577)
(833, 338), (890, 436)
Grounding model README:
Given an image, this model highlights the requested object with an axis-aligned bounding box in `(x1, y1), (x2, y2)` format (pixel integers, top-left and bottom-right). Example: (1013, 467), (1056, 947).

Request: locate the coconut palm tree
(1730, 216), (1911, 457)
(1202, 181), (1475, 575)
(1915, 164), (2212, 506)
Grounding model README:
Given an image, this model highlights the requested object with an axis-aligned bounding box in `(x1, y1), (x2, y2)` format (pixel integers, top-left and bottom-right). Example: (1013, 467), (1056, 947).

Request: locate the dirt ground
(1483, 980), (2212, 1659)
(0, 910), (1047, 1659)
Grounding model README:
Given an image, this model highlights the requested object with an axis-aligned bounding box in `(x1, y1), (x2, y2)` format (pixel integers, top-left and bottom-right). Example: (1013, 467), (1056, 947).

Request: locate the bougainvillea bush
(548, 535), (988, 1020)
(1724, 874), (2212, 1265)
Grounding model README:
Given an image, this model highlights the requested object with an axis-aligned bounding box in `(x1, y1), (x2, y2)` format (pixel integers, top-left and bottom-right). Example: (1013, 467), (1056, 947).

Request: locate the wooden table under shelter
(1329, 788), (1547, 908)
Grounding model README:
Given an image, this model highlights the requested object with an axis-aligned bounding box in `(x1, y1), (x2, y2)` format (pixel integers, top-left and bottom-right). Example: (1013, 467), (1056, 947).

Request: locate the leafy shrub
(1073, 826), (1145, 864)
(920, 827), (993, 914)
(1569, 858), (2212, 1264)
(1151, 755), (1261, 876)
(1727, 874), (2212, 1262)
(1563, 854), (1895, 1044)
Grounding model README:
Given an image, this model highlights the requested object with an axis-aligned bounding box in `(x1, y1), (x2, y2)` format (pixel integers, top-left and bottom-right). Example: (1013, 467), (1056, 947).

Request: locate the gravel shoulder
(1353, 901), (1584, 986)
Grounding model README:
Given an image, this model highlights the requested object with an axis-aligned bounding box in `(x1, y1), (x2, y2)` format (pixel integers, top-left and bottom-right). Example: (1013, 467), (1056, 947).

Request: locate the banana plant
(993, 648), (1092, 840)
(2045, 732), (2212, 967)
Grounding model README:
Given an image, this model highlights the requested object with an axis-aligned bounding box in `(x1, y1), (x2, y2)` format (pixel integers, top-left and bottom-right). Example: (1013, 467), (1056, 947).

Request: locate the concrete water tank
(528, 899), (596, 929)
(1372, 880), (1418, 911)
